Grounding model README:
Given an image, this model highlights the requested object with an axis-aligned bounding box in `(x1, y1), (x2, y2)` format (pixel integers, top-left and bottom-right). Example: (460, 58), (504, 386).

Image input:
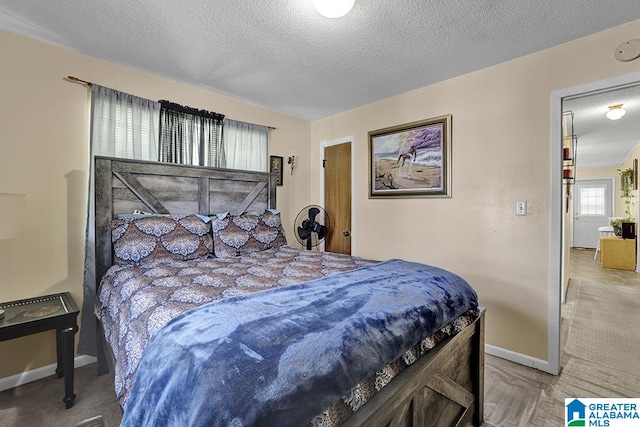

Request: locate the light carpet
(525, 279), (640, 427)
(564, 280), (640, 376)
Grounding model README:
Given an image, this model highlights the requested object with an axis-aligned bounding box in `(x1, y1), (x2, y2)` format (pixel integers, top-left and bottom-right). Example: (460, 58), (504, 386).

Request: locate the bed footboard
(342, 308), (485, 427)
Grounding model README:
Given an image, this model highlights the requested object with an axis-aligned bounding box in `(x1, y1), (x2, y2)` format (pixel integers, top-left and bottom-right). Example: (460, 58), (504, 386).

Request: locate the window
(91, 93), (268, 170)
(91, 86), (160, 160)
(158, 101), (225, 167)
(580, 187), (605, 215)
(222, 119), (268, 172)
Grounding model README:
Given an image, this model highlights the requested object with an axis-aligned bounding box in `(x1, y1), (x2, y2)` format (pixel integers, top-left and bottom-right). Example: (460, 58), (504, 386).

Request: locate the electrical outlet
(516, 201), (527, 216)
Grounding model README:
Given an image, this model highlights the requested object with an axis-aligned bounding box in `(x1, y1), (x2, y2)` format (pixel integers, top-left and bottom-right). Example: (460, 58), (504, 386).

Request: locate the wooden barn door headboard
(94, 156), (276, 282)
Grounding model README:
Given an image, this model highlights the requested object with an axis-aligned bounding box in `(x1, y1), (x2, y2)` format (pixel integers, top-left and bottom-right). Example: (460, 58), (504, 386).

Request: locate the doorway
(552, 72), (640, 376)
(323, 138), (353, 255)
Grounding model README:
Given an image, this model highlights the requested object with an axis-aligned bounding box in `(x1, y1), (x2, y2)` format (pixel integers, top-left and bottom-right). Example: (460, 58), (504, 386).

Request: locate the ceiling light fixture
(313, 0), (355, 18)
(606, 104), (626, 120)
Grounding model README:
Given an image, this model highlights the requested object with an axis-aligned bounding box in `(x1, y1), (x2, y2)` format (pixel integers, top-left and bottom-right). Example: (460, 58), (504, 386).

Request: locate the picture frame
(368, 115), (452, 198)
(270, 155), (284, 186)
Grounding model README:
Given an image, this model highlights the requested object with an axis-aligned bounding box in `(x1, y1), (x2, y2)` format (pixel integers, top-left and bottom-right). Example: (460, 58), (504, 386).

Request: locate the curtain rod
(66, 75), (276, 130)
(67, 75), (92, 86)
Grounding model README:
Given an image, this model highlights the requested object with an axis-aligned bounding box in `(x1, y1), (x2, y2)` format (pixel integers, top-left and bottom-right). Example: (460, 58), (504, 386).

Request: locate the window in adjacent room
(579, 187), (606, 215)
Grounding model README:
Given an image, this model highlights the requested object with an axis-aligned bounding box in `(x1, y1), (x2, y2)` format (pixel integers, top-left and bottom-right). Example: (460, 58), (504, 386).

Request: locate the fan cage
(293, 205), (330, 250)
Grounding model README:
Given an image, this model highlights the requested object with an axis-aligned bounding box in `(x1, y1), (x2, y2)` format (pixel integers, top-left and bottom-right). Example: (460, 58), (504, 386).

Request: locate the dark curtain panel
(201, 119), (226, 168)
(159, 101), (225, 167)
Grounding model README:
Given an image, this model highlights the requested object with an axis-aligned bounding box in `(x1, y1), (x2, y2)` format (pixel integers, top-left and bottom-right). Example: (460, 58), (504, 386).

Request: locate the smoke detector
(614, 39), (640, 62)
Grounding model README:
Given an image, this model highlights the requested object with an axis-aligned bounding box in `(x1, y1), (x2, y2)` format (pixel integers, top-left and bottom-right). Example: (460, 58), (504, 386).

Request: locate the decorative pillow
(210, 210), (287, 258)
(110, 214), (213, 265)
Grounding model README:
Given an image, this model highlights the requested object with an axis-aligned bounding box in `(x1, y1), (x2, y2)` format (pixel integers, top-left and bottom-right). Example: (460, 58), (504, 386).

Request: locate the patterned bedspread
(97, 246), (478, 426)
(118, 257), (478, 426)
(96, 245), (377, 407)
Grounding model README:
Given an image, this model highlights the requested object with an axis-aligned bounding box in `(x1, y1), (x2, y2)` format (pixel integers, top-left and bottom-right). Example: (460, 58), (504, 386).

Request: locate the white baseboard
(485, 344), (556, 374)
(0, 355), (97, 392)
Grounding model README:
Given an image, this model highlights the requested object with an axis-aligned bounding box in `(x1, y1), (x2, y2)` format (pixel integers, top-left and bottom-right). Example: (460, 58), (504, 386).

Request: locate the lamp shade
(313, 0), (355, 18)
(606, 104), (626, 120)
(0, 193), (26, 239)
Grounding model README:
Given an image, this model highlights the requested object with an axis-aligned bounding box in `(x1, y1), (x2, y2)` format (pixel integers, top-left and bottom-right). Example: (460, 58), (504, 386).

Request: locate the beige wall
(0, 30), (311, 379)
(2, 19), (640, 380)
(311, 20), (640, 360)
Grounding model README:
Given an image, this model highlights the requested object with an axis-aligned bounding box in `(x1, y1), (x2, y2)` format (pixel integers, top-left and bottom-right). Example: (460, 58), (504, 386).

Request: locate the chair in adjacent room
(594, 219), (615, 260)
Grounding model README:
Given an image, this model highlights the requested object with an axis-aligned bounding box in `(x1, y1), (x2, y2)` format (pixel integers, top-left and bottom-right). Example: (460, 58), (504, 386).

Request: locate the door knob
(342, 231), (351, 237)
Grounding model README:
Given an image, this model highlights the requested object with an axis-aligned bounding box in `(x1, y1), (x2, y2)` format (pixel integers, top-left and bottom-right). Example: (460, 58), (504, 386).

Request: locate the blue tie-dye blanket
(121, 259), (478, 427)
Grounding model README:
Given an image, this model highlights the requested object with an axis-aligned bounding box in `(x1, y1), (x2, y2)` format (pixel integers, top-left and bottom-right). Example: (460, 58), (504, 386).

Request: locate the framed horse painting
(368, 115), (452, 198)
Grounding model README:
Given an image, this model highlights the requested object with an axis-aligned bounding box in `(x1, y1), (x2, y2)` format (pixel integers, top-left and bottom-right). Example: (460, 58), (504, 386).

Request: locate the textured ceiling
(565, 84), (640, 169)
(1, 0), (639, 167)
(1, 0), (640, 122)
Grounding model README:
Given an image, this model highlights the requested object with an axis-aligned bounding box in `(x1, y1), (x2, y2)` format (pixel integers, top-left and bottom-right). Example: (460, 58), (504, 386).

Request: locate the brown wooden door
(324, 143), (351, 254)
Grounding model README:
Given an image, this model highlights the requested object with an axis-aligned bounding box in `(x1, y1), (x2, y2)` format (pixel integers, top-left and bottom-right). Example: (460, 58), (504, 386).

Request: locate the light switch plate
(516, 201), (527, 216)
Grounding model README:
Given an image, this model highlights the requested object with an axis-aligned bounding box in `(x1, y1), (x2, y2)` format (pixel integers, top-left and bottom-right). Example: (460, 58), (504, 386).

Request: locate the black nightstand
(0, 292), (80, 408)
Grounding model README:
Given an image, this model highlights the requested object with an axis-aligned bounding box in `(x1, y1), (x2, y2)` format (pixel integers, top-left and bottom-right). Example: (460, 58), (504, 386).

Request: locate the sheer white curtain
(78, 85), (160, 356)
(222, 119), (268, 171)
(93, 86), (160, 159)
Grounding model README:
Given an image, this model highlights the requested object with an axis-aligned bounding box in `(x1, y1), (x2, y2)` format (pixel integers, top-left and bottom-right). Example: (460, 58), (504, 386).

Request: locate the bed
(92, 156), (485, 427)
